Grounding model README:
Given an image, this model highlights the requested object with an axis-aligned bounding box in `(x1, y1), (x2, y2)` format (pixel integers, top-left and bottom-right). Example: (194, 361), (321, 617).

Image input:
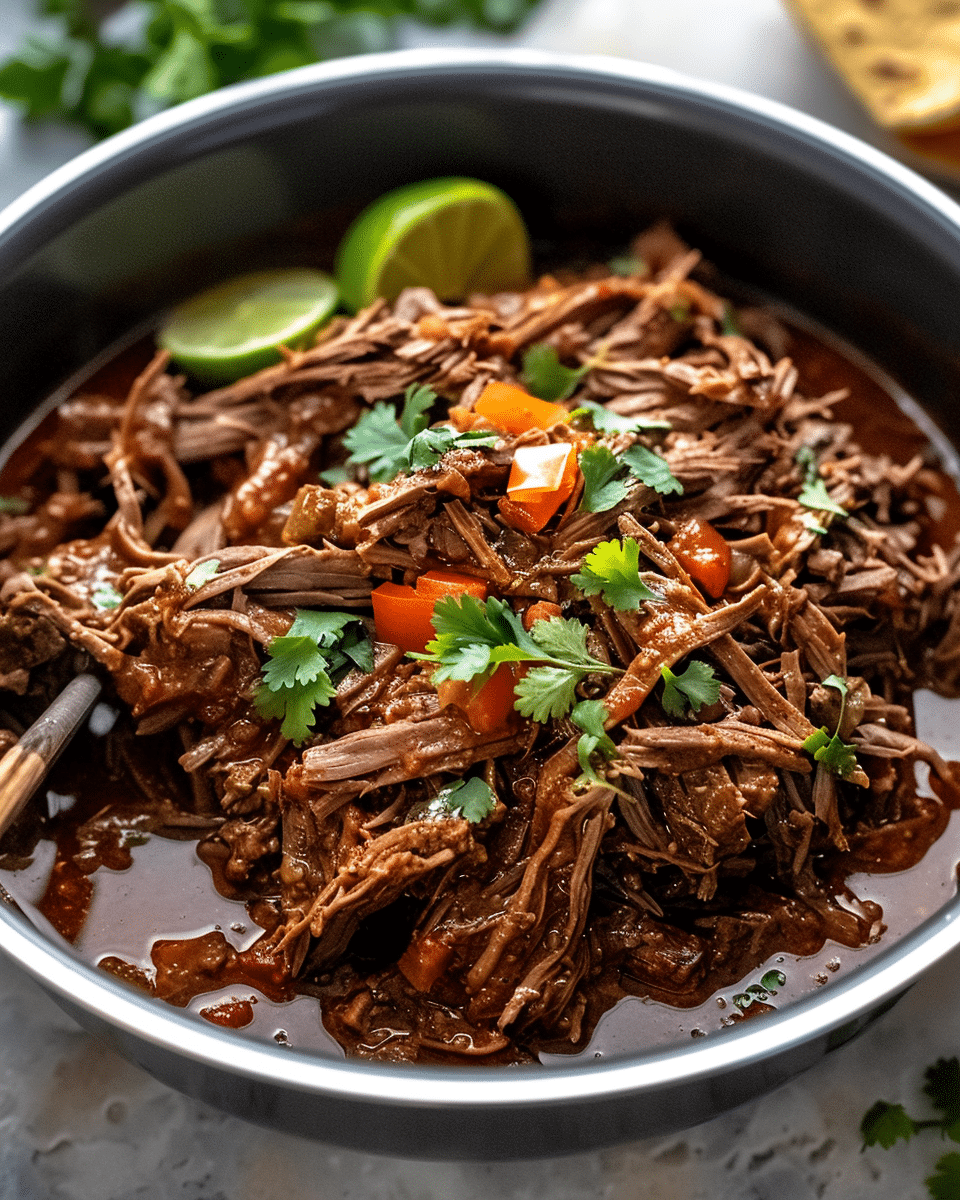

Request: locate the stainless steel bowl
(1, 48), (960, 1160)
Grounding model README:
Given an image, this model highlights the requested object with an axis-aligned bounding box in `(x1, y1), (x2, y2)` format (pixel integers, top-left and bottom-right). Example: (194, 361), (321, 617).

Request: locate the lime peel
(159, 267), (339, 385)
(335, 176), (531, 313)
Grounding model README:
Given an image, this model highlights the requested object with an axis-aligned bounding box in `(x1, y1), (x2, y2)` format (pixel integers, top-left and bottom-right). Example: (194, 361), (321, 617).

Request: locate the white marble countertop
(1, 3), (959, 1197)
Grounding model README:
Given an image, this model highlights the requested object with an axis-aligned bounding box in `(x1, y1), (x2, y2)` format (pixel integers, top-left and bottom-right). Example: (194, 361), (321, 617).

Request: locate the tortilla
(786, 0), (960, 130)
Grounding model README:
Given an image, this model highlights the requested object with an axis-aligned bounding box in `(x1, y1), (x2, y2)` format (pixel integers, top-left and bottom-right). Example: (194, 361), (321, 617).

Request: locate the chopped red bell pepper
(437, 663), (519, 734)
(371, 570), (488, 653)
(668, 517), (731, 598)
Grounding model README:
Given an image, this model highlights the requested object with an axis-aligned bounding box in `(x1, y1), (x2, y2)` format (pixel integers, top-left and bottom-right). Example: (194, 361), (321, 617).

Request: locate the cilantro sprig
(570, 398), (671, 436)
(254, 609), (372, 744)
(571, 537), (662, 611)
(802, 673), (859, 778)
(0, 0), (543, 140)
(577, 441), (682, 514)
(795, 445), (849, 520)
(343, 383), (495, 482)
(861, 1058), (960, 1200)
(415, 594), (617, 725)
(660, 660), (721, 718)
(570, 699), (618, 784)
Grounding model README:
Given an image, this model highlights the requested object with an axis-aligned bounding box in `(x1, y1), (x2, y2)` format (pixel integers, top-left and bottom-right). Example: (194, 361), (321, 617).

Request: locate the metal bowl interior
(1, 49), (960, 1160)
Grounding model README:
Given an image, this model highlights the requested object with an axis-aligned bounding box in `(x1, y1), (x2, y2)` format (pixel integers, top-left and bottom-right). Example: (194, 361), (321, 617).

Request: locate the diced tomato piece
(415, 570), (488, 602)
(474, 381), (569, 435)
(668, 517), (731, 598)
(500, 442), (578, 533)
(397, 933), (454, 993)
(371, 582), (436, 653)
(437, 663), (519, 733)
(522, 600), (563, 630)
(372, 571), (490, 654)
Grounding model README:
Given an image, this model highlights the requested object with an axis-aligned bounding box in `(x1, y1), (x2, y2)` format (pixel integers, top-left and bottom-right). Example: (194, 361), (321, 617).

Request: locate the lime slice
(159, 268), (339, 384)
(335, 177), (532, 312)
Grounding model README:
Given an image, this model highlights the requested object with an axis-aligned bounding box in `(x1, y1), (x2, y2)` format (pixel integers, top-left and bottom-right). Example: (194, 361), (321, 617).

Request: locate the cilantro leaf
(184, 558), (220, 590)
(397, 382), (436, 439)
(579, 444), (629, 513)
(798, 476), (849, 519)
(343, 400), (412, 482)
(527, 614), (600, 669)
(721, 304), (741, 337)
(344, 383), (496, 482)
(803, 727), (859, 778)
(570, 699), (618, 783)
(622, 444), (683, 496)
(803, 673), (859, 777)
(405, 425), (497, 472)
(924, 1059), (960, 1128)
(521, 343), (586, 403)
(254, 609), (371, 744)
(660, 660), (721, 718)
(928, 1153), (960, 1200)
(571, 537), (662, 611)
(795, 445), (849, 519)
(570, 398), (670, 435)
(861, 1101), (917, 1150)
(514, 665), (581, 722)
(436, 777), (497, 824)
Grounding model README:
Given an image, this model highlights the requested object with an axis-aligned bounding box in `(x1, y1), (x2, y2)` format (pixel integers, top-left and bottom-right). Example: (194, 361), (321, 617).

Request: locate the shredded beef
(1, 225), (959, 1065)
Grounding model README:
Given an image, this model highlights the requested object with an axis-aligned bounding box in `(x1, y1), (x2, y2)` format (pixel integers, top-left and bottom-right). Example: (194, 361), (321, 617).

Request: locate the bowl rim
(1, 45), (960, 1111)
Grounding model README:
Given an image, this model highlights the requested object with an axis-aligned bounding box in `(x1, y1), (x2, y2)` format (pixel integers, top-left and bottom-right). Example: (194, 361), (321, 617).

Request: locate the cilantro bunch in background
(0, 0), (544, 140)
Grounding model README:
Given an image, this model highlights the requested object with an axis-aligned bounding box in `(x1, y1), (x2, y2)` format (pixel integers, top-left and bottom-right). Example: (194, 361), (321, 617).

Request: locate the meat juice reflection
(0, 223), (959, 1065)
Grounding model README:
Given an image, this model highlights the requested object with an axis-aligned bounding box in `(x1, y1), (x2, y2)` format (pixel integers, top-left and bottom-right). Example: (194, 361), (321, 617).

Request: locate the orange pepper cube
(507, 443), (576, 500)
(475, 381), (569, 436)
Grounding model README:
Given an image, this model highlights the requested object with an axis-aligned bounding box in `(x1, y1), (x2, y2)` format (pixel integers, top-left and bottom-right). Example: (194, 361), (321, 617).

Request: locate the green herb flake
(184, 558), (220, 590)
(578, 444), (628, 513)
(571, 537), (662, 611)
(760, 969), (786, 992)
(91, 583), (123, 611)
(795, 445), (849, 519)
(660, 660), (721, 718)
(0, 495), (30, 515)
(721, 304), (741, 337)
(520, 343), (587, 403)
(435, 777), (497, 824)
(622, 443), (683, 496)
(254, 609), (372, 745)
(607, 254), (647, 277)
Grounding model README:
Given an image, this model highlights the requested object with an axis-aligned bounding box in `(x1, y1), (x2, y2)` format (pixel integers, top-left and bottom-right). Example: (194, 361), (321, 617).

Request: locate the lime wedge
(159, 268), (339, 384)
(335, 177), (532, 312)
